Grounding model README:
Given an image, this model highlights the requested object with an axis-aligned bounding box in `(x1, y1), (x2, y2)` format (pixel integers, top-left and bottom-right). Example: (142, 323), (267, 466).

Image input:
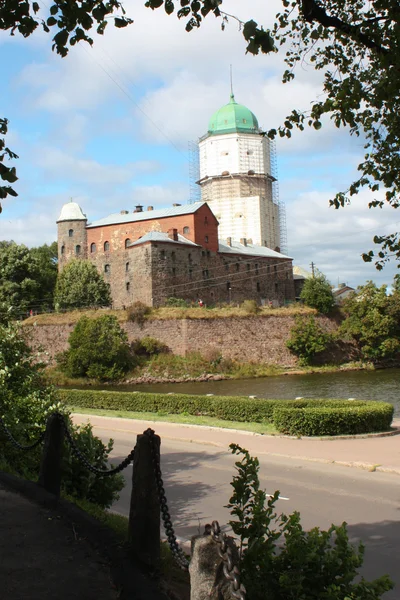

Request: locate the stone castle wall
(25, 314), (342, 368)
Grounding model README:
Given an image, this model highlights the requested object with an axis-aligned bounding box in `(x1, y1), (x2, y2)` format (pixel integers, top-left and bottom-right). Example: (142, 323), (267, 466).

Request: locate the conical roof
(208, 94), (259, 135)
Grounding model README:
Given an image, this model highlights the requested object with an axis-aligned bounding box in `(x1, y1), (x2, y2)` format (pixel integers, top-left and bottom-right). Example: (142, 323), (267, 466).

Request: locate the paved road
(97, 428), (400, 599)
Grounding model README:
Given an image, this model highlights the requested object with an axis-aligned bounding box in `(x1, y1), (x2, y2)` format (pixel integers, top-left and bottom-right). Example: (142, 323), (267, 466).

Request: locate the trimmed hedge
(273, 404), (394, 436)
(58, 389), (394, 435)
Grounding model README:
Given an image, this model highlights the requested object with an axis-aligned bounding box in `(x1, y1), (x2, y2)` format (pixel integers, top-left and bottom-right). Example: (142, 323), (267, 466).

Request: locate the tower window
(75, 245), (81, 255)
(90, 242), (96, 253)
(126, 282), (130, 292)
(104, 241), (110, 251)
(61, 245), (65, 255)
(183, 226), (190, 234)
(243, 119), (247, 123)
(68, 229), (73, 237)
(104, 264), (110, 273)
(125, 238), (131, 248)
(126, 262), (129, 272)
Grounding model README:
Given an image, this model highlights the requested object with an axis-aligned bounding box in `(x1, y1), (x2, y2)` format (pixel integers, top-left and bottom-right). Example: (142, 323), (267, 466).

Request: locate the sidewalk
(0, 484), (116, 600)
(72, 414), (400, 476)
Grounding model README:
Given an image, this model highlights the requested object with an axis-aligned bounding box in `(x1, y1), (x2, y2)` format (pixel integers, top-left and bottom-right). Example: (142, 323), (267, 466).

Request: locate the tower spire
(230, 64), (235, 102)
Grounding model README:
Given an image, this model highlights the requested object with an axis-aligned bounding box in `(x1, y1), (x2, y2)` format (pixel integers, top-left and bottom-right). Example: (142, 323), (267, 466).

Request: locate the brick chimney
(168, 228), (179, 241)
(172, 203), (181, 207)
(240, 238), (247, 246)
(147, 206), (153, 211)
(133, 205), (143, 213)
(226, 237), (232, 247)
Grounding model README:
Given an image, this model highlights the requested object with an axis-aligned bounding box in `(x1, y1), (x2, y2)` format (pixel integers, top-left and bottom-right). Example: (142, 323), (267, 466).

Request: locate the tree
(57, 314), (133, 381)
(30, 241), (58, 310)
(300, 274), (335, 314)
(286, 315), (331, 364)
(340, 281), (400, 360)
(54, 259), (111, 310)
(146, 0), (400, 271)
(0, 0), (133, 211)
(0, 241), (42, 320)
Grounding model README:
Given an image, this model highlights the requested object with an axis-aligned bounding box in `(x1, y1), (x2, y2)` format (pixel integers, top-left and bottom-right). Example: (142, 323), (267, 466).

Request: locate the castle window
(247, 263), (251, 271)
(203, 269), (209, 279)
(104, 264), (110, 273)
(172, 267), (176, 276)
(125, 238), (131, 248)
(257, 282), (261, 292)
(236, 263), (240, 272)
(160, 250), (166, 259)
(188, 253), (192, 262)
(225, 264), (229, 272)
(189, 269), (193, 279)
(61, 245), (65, 255)
(275, 282), (278, 292)
(68, 229), (73, 237)
(205, 235), (209, 243)
(202, 251), (205, 257)
(183, 226), (190, 234)
(171, 251), (176, 261)
(204, 216), (208, 225)
(104, 241), (110, 251)
(207, 250), (210, 258)
(90, 242), (96, 253)
(226, 281), (231, 291)
(255, 263), (259, 274)
(274, 265), (277, 275)
(126, 282), (130, 292)
(126, 262), (129, 272)
(75, 245), (81, 255)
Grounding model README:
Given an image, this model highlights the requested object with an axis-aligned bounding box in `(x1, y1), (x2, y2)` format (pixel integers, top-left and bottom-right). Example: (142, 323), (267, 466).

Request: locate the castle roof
(87, 202), (209, 228)
(128, 231), (199, 247)
(57, 201), (87, 222)
(208, 94), (259, 136)
(218, 239), (292, 259)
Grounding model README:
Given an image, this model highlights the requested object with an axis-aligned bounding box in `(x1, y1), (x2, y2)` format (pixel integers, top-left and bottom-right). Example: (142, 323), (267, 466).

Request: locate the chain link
(0, 414), (46, 450)
(144, 428), (190, 571)
(56, 413), (135, 476)
(210, 520), (246, 600)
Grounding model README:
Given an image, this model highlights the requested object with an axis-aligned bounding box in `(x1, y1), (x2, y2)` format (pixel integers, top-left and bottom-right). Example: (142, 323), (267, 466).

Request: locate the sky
(1, 0), (398, 288)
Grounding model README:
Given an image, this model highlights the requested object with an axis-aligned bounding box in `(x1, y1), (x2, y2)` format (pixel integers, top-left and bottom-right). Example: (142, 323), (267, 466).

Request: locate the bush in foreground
(58, 389), (394, 436)
(228, 444), (392, 599)
(286, 315), (332, 365)
(57, 315), (133, 381)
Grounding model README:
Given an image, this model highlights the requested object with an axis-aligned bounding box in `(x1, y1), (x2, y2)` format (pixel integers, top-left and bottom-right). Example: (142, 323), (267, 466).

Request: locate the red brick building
(57, 201), (295, 307)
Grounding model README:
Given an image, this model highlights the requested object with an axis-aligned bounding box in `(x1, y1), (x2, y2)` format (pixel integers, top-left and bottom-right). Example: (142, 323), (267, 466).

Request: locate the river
(85, 368), (400, 417)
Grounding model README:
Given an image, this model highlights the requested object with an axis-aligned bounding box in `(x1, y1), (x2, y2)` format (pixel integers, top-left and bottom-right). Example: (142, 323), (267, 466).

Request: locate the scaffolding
(270, 139), (288, 255)
(188, 141), (201, 204)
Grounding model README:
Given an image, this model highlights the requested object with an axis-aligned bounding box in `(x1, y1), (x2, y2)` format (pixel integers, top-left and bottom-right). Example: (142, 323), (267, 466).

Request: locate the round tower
(199, 93), (280, 250)
(57, 201), (88, 271)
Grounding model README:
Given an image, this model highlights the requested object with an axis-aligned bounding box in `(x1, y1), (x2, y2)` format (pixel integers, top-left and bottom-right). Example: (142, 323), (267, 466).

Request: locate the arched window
(104, 241), (110, 251)
(126, 282), (130, 292)
(183, 226), (190, 234)
(61, 245), (65, 255)
(75, 245), (81, 255)
(68, 229), (73, 237)
(104, 264), (110, 273)
(90, 242), (96, 253)
(171, 251), (176, 261)
(125, 262), (129, 272)
(205, 235), (209, 243)
(125, 238), (131, 248)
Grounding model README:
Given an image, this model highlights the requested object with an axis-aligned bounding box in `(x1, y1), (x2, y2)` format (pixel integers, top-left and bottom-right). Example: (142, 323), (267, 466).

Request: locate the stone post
(38, 413), (64, 497)
(189, 532), (238, 600)
(129, 433), (161, 569)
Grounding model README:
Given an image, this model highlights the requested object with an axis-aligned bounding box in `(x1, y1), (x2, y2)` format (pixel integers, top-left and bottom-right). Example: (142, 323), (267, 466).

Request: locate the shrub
(58, 389), (393, 435)
(227, 444), (393, 599)
(127, 301), (151, 326)
(273, 403), (394, 436)
(56, 315), (133, 381)
(165, 297), (189, 307)
(241, 299), (259, 314)
(300, 273), (335, 314)
(286, 315), (332, 365)
(131, 336), (169, 356)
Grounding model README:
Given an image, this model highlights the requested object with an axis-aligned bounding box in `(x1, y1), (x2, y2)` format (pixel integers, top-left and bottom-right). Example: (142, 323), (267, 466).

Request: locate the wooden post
(38, 413), (64, 497)
(129, 432), (161, 570)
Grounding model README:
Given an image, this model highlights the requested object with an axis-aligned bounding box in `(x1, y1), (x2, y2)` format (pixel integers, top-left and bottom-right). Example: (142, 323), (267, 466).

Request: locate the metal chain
(144, 428), (190, 571)
(0, 414), (46, 451)
(56, 413), (135, 476)
(210, 520), (246, 600)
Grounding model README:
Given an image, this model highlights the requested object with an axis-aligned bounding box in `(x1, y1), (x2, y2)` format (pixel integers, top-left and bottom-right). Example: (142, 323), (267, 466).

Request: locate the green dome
(208, 94), (259, 135)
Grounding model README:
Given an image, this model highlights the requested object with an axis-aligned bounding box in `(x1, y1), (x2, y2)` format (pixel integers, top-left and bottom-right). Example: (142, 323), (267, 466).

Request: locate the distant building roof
(218, 239), (292, 259)
(293, 266), (312, 279)
(128, 232), (199, 247)
(332, 285), (355, 296)
(87, 202), (207, 228)
(57, 201), (87, 222)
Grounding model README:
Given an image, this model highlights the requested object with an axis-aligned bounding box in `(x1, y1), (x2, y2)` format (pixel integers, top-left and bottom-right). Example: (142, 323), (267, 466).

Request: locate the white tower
(198, 93), (280, 250)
